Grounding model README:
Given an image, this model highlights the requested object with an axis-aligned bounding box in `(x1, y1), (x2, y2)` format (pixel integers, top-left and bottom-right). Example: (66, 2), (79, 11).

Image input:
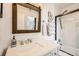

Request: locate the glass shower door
(59, 12), (79, 56)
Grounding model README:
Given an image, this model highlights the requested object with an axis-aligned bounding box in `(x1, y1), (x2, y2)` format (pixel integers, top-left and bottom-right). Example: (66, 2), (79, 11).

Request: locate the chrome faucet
(27, 39), (32, 43)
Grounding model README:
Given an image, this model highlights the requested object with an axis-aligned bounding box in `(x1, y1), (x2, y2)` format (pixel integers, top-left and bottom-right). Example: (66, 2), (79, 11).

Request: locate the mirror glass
(17, 4), (38, 30)
(12, 3), (41, 33)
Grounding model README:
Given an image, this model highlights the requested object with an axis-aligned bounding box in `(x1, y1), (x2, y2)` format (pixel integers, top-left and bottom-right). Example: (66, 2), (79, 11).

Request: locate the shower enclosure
(55, 9), (79, 56)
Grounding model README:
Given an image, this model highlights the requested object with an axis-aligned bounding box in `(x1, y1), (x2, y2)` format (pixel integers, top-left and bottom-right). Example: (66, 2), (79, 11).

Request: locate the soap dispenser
(11, 36), (17, 47)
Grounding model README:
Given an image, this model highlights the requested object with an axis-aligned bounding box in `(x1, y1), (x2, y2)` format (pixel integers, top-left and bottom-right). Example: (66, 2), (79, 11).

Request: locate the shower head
(62, 10), (68, 15)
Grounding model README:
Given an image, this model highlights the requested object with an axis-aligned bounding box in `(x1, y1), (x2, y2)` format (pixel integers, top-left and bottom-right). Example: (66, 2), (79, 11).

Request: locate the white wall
(41, 3), (55, 39)
(0, 3), (56, 55)
(0, 4), (12, 55)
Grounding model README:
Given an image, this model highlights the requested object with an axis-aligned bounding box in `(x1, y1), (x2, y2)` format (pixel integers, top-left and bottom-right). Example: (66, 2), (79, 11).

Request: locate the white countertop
(6, 39), (58, 56)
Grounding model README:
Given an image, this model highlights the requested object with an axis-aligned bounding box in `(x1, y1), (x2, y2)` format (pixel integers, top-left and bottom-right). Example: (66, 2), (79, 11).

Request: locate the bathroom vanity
(6, 39), (58, 56)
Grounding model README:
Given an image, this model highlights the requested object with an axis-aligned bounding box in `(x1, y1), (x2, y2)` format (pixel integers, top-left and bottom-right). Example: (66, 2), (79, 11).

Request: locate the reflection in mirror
(24, 16), (36, 30)
(17, 4), (38, 30)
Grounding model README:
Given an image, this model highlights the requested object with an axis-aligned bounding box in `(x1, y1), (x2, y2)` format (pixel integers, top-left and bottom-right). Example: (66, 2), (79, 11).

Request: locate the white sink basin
(6, 40), (57, 56)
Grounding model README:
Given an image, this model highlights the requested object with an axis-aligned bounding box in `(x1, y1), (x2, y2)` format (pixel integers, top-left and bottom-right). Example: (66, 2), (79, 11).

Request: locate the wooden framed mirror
(0, 3), (3, 18)
(12, 3), (41, 34)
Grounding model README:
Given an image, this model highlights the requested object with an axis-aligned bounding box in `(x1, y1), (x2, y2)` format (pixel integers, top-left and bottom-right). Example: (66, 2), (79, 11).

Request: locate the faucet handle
(29, 39), (32, 43)
(27, 39), (32, 43)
